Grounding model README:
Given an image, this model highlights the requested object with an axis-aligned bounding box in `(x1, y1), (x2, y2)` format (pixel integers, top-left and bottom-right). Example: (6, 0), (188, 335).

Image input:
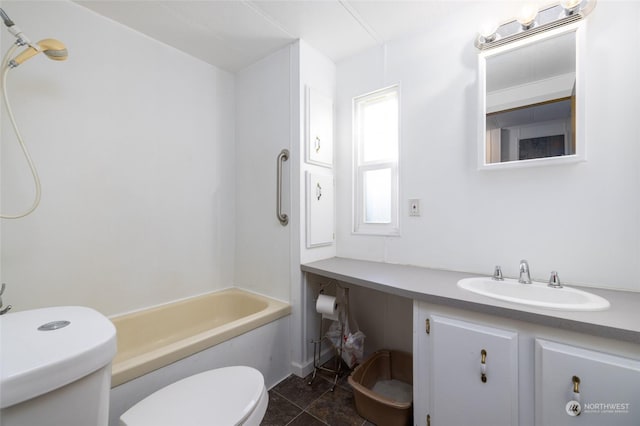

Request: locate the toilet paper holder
(308, 281), (349, 392)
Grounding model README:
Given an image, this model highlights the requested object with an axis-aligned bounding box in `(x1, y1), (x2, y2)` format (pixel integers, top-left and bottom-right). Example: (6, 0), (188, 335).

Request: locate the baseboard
(290, 346), (335, 378)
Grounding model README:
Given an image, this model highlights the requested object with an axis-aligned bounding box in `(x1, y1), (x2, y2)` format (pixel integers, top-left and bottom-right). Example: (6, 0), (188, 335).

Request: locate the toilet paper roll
(316, 294), (338, 321)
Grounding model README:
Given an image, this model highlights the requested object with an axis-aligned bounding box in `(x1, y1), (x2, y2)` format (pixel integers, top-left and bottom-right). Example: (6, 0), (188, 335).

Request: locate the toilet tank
(0, 306), (117, 426)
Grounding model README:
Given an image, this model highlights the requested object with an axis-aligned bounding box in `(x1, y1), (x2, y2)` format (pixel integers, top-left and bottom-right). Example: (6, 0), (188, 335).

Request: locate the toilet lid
(120, 366), (266, 426)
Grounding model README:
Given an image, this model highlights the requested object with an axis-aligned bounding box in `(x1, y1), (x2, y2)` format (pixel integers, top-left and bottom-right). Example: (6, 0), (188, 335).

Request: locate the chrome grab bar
(276, 149), (289, 226)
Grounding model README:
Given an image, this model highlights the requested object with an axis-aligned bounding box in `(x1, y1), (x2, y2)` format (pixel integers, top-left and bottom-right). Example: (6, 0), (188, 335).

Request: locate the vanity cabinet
(535, 339), (640, 426)
(426, 314), (518, 426)
(414, 302), (640, 426)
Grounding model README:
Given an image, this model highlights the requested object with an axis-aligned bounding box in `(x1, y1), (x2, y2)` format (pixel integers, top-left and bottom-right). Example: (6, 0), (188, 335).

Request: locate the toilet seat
(120, 366), (268, 426)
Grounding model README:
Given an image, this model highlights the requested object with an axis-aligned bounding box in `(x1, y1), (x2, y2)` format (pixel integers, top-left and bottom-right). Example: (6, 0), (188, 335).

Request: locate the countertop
(301, 257), (640, 344)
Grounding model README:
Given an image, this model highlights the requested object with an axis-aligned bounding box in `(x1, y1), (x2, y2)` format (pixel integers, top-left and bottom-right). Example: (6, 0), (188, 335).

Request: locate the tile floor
(261, 360), (374, 426)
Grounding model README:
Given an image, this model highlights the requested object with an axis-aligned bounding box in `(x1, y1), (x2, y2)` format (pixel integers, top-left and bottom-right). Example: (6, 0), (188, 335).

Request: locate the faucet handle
(548, 271), (562, 288)
(492, 265), (504, 281)
(0, 283), (10, 315)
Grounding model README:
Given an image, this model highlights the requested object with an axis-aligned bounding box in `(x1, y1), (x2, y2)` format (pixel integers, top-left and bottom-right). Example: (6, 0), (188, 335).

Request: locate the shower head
(10, 38), (68, 67)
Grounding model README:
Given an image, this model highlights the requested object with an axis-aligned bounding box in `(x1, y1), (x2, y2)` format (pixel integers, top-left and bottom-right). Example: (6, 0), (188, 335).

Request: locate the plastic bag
(343, 329), (366, 368)
(325, 312), (366, 368)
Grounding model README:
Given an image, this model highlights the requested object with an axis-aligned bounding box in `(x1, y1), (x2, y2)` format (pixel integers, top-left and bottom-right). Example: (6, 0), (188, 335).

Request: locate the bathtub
(108, 288), (291, 426)
(110, 288), (291, 387)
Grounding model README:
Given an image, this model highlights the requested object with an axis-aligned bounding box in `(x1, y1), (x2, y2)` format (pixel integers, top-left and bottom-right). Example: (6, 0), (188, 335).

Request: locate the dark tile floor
(261, 360), (375, 426)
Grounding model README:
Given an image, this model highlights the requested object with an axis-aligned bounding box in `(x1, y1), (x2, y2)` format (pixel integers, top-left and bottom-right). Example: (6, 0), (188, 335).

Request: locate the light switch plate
(409, 199), (420, 216)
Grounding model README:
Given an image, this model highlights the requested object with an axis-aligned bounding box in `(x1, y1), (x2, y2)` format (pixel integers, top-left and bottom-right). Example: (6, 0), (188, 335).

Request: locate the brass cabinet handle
(481, 349), (487, 383)
(573, 375), (581, 394)
(568, 376), (582, 416)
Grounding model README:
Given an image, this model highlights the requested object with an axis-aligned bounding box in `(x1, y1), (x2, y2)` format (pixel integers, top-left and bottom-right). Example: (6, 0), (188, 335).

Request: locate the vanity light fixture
(475, 0), (596, 50)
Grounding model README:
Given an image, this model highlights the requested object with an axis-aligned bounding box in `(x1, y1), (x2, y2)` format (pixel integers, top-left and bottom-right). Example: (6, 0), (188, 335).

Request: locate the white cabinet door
(535, 338), (640, 426)
(306, 87), (333, 167)
(429, 315), (519, 426)
(306, 172), (334, 247)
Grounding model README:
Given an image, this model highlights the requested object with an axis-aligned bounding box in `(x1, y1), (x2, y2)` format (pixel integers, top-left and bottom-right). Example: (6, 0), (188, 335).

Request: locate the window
(353, 85), (399, 235)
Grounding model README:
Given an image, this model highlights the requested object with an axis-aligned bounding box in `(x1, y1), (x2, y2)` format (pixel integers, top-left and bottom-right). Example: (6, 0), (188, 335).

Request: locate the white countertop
(301, 257), (640, 344)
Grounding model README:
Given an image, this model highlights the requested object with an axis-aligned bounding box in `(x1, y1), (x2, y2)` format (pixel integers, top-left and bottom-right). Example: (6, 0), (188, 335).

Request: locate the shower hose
(1, 42), (42, 219)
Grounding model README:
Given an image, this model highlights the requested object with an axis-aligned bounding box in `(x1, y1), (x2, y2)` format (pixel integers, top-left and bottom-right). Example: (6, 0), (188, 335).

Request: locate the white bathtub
(108, 288), (291, 426)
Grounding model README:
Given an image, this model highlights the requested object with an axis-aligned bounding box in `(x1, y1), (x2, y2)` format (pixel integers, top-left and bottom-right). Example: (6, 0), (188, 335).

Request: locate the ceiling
(73, 1), (525, 73)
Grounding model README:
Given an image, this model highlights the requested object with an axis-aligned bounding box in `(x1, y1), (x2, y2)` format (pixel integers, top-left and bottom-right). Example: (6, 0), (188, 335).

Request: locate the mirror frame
(478, 22), (586, 170)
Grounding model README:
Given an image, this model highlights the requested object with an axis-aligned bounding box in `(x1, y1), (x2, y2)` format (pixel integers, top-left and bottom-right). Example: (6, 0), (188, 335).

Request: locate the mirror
(479, 28), (584, 168)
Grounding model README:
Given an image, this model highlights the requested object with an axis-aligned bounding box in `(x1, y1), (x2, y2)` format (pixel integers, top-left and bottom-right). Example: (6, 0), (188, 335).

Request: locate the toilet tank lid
(0, 306), (117, 408)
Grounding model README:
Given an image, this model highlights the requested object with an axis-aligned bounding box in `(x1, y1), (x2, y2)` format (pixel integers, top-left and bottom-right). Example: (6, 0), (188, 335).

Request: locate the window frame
(352, 84), (400, 236)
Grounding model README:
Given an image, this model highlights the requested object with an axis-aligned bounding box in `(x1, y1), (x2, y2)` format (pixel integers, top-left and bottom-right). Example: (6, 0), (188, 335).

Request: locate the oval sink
(457, 277), (610, 311)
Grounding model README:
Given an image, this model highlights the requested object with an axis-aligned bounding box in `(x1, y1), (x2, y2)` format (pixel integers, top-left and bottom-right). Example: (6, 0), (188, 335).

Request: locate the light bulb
(561, 0), (581, 8)
(517, 4), (538, 29)
(561, 0), (582, 15)
(479, 21), (499, 42)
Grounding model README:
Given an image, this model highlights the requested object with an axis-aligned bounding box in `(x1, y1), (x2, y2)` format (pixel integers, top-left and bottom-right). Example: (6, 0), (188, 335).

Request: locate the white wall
(234, 45), (292, 302)
(335, 2), (640, 292)
(233, 40), (338, 374)
(0, 1), (236, 315)
(290, 40), (337, 375)
(298, 40), (337, 266)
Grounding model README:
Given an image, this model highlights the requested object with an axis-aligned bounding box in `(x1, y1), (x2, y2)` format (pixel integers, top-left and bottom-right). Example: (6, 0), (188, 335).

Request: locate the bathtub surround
(0, 0), (236, 315)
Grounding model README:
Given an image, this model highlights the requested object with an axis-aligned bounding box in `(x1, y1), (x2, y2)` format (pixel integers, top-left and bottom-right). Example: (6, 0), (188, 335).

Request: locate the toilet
(119, 366), (268, 426)
(0, 306), (117, 426)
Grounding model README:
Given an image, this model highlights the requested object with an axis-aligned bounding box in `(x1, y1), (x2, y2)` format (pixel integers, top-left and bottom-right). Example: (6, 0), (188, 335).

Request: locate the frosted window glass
(364, 168), (391, 223)
(353, 85), (399, 235)
(362, 96), (398, 163)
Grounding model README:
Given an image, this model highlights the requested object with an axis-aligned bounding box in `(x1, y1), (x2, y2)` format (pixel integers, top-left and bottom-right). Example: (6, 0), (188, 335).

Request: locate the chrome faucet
(492, 265), (504, 281)
(548, 271), (563, 288)
(518, 260), (532, 284)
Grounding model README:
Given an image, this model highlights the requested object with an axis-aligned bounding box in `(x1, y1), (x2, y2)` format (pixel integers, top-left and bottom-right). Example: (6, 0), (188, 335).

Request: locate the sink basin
(457, 277), (610, 311)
